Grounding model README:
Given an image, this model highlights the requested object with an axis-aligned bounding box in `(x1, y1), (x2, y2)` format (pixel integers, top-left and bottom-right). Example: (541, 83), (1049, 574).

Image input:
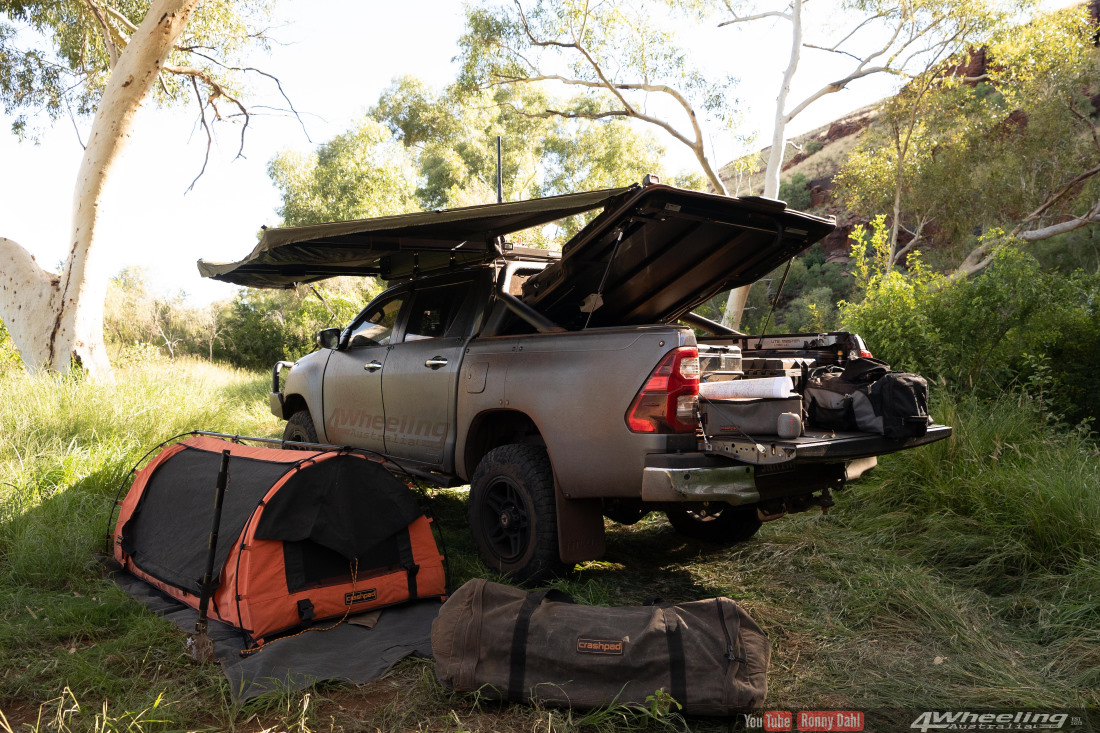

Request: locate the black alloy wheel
(468, 444), (564, 583)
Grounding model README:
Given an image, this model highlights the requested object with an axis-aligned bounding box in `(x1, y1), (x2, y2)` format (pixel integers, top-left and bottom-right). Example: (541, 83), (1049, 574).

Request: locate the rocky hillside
(718, 0), (1100, 267)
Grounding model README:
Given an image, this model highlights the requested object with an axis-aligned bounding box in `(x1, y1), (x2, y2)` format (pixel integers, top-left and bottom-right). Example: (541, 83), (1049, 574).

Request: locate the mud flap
(554, 489), (605, 564)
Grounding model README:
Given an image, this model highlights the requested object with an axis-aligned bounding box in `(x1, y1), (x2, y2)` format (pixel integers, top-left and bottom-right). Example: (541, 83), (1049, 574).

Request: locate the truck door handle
(425, 356), (448, 369)
(364, 360), (383, 372)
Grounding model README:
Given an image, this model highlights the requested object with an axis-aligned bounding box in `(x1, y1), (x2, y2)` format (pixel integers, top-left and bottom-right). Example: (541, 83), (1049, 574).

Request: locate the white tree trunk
(0, 0), (198, 377)
(762, 0), (802, 201)
(0, 238), (61, 370)
(722, 0), (802, 331)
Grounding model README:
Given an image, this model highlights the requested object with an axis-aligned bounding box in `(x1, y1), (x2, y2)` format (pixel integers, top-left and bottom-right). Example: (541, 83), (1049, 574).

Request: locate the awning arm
(497, 291), (567, 334)
(680, 311), (744, 337)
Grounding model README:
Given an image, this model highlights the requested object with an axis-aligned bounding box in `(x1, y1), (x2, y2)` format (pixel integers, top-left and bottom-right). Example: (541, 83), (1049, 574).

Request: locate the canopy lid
(520, 184), (837, 329)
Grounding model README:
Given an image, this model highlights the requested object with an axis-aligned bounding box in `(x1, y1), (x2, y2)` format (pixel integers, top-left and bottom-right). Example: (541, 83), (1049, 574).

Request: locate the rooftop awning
(197, 186), (636, 288)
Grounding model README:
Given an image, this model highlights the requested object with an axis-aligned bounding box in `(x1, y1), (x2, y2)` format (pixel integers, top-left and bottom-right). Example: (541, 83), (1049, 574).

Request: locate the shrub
(839, 218), (1100, 426)
(0, 318), (21, 373)
(214, 278), (381, 370)
(783, 286), (837, 333)
(778, 172), (812, 210)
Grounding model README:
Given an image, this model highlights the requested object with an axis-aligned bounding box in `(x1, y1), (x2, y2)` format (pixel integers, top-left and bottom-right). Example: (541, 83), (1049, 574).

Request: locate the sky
(0, 0), (1070, 305)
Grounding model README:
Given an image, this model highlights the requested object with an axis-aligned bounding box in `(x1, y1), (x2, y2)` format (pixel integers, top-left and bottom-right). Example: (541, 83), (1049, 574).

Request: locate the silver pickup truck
(200, 182), (950, 581)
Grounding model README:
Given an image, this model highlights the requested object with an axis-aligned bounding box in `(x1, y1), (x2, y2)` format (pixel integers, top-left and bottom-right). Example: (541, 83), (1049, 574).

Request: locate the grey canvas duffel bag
(431, 578), (770, 715)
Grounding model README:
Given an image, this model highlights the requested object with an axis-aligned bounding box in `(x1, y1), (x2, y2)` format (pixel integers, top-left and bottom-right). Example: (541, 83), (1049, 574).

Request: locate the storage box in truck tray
(700, 395), (804, 436)
(698, 377), (803, 437)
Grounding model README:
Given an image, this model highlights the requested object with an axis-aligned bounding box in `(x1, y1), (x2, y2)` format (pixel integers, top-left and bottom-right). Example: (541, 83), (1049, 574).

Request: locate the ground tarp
(114, 565), (438, 702)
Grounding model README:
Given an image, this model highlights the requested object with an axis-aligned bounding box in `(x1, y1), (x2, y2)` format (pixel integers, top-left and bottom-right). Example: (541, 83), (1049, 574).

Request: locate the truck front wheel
(665, 502), (762, 544)
(468, 444), (565, 584)
(283, 409), (319, 444)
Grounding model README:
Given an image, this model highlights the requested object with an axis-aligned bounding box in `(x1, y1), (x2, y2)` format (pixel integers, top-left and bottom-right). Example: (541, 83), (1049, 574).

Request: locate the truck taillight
(625, 347), (700, 433)
(850, 335), (873, 359)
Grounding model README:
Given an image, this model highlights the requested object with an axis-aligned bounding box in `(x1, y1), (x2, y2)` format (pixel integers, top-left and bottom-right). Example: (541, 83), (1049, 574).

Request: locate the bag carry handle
(507, 588), (574, 702)
(662, 607), (688, 707)
(840, 356), (890, 384)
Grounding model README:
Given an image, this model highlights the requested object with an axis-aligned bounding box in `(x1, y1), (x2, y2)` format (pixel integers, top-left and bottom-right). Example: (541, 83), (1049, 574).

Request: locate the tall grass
(855, 391), (1099, 578)
(0, 358), (279, 730)
(840, 391), (1100, 694)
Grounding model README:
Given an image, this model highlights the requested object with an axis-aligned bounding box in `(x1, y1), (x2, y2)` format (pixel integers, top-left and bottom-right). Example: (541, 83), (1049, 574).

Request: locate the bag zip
(716, 598), (745, 708)
(456, 580), (484, 690)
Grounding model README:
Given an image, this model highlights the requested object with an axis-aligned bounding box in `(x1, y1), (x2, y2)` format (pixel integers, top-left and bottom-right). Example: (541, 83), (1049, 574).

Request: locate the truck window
(347, 295), (405, 348)
(404, 282), (473, 342)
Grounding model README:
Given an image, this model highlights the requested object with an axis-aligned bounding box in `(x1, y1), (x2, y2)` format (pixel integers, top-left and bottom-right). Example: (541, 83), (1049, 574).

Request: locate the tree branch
(1066, 101), (1100, 156)
(162, 63), (250, 161)
(185, 49), (311, 142)
(1017, 201), (1100, 242)
(803, 43), (863, 63)
(64, 97), (87, 150)
(891, 218), (927, 266)
(814, 13), (885, 53)
(1011, 164), (1100, 232)
(784, 65), (893, 122)
(79, 0), (121, 68)
(718, 10), (792, 27)
(103, 4), (139, 34)
(187, 76), (211, 192)
(513, 1), (643, 120)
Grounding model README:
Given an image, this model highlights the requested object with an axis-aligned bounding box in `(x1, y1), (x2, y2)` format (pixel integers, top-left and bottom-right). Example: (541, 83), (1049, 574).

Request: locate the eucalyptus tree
(458, 1), (740, 196)
(0, 0), (287, 376)
(710, 0), (1014, 324)
(458, 0), (1013, 328)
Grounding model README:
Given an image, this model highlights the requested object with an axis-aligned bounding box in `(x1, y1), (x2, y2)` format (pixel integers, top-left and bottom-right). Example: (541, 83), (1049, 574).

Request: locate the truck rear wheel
(665, 502), (762, 544)
(283, 409), (319, 444)
(468, 444), (565, 584)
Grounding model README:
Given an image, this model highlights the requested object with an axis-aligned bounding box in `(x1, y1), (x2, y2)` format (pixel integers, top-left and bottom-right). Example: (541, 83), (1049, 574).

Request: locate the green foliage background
(839, 220), (1100, 427)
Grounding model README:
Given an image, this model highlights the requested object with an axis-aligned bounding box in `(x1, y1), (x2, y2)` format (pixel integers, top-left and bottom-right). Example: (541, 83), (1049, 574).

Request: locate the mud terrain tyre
(468, 444), (565, 584)
(283, 409), (319, 444)
(665, 502), (762, 544)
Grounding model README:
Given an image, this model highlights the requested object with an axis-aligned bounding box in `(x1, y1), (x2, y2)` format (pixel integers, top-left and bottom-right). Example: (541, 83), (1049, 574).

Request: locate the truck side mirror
(316, 327), (341, 350)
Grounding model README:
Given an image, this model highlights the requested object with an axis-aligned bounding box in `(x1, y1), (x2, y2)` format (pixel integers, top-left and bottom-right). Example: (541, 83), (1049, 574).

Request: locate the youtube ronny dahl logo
(764, 711), (793, 730)
(797, 711), (865, 731)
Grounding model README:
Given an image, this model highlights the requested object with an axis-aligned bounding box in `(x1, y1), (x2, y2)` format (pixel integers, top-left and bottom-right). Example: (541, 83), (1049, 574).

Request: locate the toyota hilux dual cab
(200, 181), (950, 581)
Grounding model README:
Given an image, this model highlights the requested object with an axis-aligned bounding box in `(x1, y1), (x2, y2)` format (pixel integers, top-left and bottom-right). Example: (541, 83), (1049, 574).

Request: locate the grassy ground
(1, 359), (1097, 731)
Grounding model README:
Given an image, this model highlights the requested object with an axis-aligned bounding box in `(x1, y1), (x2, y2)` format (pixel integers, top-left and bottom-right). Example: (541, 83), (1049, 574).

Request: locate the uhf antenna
(496, 136), (503, 204)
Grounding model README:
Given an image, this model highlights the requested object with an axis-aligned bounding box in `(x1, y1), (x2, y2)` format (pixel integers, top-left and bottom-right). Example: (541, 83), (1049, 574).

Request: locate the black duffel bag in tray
(853, 372), (932, 438)
(804, 357), (932, 438)
(432, 578), (771, 715)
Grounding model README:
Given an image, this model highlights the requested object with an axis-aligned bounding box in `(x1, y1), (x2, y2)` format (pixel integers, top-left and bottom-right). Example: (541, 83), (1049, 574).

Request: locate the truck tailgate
(702, 425), (952, 465)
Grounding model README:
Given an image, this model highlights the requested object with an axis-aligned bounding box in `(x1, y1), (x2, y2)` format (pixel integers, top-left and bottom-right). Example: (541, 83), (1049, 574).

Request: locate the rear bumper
(641, 461), (758, 504)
